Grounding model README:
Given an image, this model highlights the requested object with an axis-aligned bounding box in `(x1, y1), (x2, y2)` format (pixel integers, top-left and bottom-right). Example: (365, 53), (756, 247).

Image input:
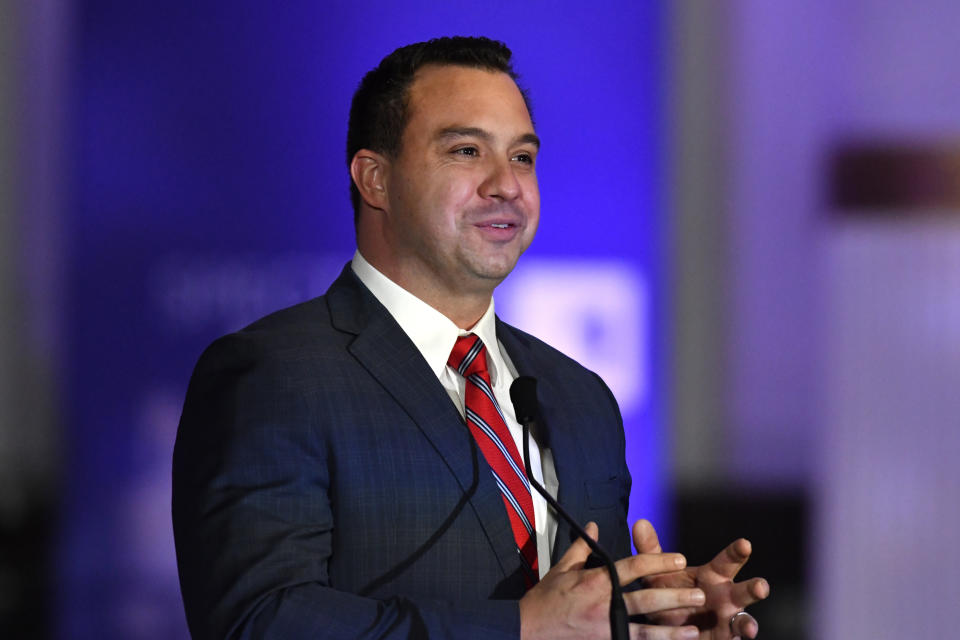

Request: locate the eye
(453, 146), (479, 157)
(513, 151), (535, 165)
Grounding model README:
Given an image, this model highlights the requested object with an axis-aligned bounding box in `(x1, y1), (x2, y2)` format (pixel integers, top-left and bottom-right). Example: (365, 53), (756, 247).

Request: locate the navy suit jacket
(172, 264), (632, 639)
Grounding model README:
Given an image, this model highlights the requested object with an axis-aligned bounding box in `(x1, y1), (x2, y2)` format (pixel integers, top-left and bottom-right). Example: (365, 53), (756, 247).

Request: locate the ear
(350, 150), (389, 211)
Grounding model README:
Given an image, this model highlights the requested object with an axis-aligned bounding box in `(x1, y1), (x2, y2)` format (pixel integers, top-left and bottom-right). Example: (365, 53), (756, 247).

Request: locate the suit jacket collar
(325, 264), (524, 586)
(326, 264), (591, 573)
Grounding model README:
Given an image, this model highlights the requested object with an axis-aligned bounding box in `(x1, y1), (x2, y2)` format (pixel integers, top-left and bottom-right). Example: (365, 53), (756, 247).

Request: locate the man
(173, 36), (768, 639)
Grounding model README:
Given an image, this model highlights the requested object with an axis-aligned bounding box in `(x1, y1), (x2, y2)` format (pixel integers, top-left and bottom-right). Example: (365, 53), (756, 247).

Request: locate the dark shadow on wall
(671, 489), (808, 640)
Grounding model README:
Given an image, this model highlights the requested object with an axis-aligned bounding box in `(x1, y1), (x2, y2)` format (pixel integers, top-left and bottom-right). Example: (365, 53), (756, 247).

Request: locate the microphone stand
(511, 377), (629, 640)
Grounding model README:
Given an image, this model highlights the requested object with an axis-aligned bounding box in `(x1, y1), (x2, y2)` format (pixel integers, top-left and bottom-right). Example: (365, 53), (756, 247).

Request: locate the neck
(385, 269), (493, 330)
(357, 219), (502, 329)
(357, 250), (494, 330)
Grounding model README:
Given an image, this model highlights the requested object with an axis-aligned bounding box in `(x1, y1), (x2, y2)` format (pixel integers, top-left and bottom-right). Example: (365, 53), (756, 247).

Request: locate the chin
(474, 263), (518, 283)
(458, 247), (525, 282)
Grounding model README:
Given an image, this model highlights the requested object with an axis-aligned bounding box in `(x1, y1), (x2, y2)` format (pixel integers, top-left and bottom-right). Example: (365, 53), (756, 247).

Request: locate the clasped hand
(519, 520), (769, 640)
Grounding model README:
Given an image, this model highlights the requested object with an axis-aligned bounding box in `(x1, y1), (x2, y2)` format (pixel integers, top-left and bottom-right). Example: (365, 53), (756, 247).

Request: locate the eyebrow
(436, 126), (541, 150)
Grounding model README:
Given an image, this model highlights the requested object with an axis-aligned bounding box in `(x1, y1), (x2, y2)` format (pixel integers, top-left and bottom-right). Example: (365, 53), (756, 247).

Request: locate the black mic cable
(510, 376), (629, 640)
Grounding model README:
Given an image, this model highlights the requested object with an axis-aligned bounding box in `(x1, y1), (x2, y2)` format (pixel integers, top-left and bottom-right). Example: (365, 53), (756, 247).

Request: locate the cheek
(527, 209), (540, 234)
(523, 215), (539, 250)
(444, 172), (479, 201)
(523, 182), (540, 221)
(433, 181), (477, 222)
(521, 173), (540, 204)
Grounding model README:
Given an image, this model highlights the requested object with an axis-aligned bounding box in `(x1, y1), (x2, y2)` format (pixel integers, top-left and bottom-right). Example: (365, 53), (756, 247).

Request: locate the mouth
(474, 220), (522, 241)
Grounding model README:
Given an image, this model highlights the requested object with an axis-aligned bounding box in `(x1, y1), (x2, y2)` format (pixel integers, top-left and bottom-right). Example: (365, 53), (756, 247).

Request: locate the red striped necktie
(448, 334), (539, 587)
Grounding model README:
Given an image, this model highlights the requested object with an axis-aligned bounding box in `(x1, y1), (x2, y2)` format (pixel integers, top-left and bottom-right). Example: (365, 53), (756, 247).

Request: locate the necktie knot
(448, 334), (488, 378)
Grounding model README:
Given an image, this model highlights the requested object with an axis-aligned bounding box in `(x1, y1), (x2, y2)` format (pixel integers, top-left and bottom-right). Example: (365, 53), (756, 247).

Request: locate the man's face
(381, 64), (540, 299)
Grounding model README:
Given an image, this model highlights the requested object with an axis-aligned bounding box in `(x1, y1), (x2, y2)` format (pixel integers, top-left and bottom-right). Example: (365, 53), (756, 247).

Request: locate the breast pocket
(579, 475), (628, 564)
(584, 476), (622, 510)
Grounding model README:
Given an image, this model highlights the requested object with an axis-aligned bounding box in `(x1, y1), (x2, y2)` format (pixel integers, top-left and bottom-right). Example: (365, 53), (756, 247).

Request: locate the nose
(478, 157), (521, 201)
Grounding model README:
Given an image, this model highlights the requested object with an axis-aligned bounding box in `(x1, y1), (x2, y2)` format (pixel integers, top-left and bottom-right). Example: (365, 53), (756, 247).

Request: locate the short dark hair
(346, 36), (531, 220)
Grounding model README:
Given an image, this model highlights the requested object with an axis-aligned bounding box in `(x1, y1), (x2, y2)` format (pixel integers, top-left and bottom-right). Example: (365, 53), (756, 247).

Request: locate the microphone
(510, 376), (629, 640)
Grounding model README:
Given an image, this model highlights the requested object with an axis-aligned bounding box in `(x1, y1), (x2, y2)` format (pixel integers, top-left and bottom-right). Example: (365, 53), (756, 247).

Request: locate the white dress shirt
(351, 251), (558, 577)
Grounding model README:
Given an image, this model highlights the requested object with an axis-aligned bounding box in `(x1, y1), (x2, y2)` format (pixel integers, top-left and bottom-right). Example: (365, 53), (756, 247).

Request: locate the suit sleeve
(594, 370), (634, 562)
(172, 334), (520, 640)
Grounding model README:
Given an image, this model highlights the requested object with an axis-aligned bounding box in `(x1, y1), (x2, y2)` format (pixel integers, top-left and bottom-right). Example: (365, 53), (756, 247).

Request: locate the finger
(616, 550), (687, 585)
(730, 611), (759, 639)
(553, 521), (598, 572)
(625, 586), (705, 616)
(641, 569), (694, 590)
(632, 519), (663, 554)
(705, 538), (751, 581)
(729, 577), (770, 608)
(631, 623), (699, 640)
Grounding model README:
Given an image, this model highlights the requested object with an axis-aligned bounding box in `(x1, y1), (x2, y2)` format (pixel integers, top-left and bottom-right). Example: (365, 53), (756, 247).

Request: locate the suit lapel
(326, 266), (522, 582)
(496, 320), (590, 563)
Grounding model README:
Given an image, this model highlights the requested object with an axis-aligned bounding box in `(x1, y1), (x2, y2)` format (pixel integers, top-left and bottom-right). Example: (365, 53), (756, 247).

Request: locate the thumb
(553, 521), (598, 572)
(632, 519), (662, 554)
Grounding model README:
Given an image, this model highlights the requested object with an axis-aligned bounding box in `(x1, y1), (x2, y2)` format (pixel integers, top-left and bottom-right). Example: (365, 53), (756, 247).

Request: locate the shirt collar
(351, 251), (504, 383)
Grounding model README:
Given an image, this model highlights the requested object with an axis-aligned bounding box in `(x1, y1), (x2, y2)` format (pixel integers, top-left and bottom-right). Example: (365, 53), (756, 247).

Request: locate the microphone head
(510, 376), (539, 425)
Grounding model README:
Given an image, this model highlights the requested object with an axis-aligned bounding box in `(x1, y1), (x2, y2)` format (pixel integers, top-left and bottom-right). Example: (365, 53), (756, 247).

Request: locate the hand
(632, 520), (770, 640)
(519, 522), (705, 640)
